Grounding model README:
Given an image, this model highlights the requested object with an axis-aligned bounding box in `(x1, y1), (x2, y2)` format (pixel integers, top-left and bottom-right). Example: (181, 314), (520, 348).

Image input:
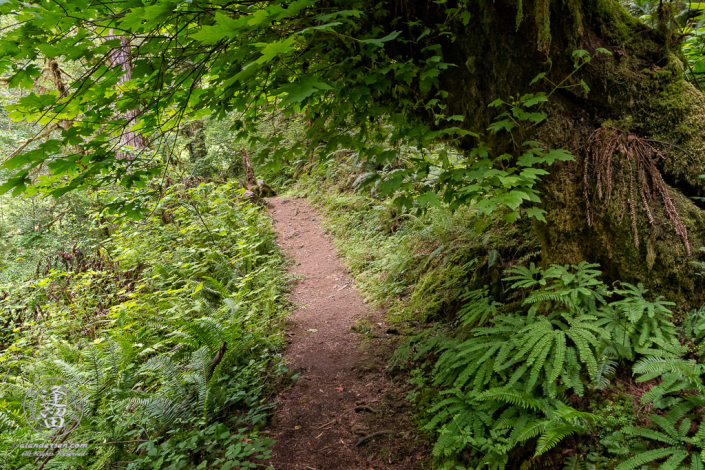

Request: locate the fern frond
(660, 450), (688, 470)
(186, 346), (212, 419)
(504, 263), (543, 289)
(458, 288), (498, 328)
(562, 455), (585, 470)
(471, 356), (496, 391)
(141, 355), (187, 398)
(51, 359), (86, 385)
(85, 447), (116, 470)
(551, 406), (595, 423)
(594, 353), (617, 390)
(516, 419), (547, 442)
(567, 331), (598, 377)
(665, 401), (696, 428)
(549, 332), (566, 385)
(203, 275), (230, 298)
(615, 448), (678, 470)
(534, 424), (585, 457)
(508, 412), (532, 444)
(622, 425), (678, 445)
(475, 388), (544, 412)
(174, 316), (227, 355)
(634, 356), (705, 395)
(0, 407), (22, 431)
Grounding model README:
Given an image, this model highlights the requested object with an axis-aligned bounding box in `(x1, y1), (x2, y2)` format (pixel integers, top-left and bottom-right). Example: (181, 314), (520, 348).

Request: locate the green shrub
(0, 181), (286, 469)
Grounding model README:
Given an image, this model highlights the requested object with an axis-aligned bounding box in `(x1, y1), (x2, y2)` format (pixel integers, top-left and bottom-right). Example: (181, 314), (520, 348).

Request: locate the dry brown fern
(584, 127), (690, 255)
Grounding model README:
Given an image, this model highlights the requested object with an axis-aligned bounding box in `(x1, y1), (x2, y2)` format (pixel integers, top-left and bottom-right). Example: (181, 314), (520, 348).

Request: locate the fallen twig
(317, 409), (352, 429)
(354, 430), (394, 447)
(317, 417), (341, 430)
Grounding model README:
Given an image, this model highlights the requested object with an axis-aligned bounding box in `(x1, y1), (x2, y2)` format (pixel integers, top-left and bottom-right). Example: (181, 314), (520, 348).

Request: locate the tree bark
(106, 32), (146, 158)
(241, 147), (258, 188)
(403, 0), (705, 312)
(240, 148), (276, 198)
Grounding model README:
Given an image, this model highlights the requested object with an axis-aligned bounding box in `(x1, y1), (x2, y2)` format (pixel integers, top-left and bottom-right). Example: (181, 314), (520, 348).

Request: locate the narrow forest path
(267, 197), (425, 470)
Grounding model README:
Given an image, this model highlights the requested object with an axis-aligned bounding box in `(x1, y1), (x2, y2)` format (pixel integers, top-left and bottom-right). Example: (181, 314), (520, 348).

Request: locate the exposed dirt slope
(267, 197), (425, 470)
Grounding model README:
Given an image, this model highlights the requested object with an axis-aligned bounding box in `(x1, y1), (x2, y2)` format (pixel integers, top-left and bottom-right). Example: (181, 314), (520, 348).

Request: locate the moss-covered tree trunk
(418, 0), (705, 311)
(186, 120), (207, 163)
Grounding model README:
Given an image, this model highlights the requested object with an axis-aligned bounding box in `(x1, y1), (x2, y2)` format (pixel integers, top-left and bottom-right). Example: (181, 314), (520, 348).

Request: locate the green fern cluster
(681, 305), (705, 359)
(424, 386), (593, 467)
(413, 261), (688, 468)
(616, 396), (705, 470)
(433, 307), (607, 398)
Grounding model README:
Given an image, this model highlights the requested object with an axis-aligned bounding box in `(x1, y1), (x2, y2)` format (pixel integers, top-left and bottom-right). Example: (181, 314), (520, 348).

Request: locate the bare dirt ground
(267, 197), (426, 470)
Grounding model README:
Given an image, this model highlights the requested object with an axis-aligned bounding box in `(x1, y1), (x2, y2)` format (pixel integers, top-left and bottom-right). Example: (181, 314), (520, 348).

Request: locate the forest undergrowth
(0, 2), (703, 468)
(290, 158), (705, 470)
(0, 180), (289, 470)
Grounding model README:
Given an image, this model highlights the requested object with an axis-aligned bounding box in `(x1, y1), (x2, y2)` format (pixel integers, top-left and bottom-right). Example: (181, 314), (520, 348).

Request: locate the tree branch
(31, 210), (70, 233)
(3, 123), (59, 163)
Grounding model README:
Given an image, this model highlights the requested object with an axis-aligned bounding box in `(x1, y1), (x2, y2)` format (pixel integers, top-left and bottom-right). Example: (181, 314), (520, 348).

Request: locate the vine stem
(36, 420), (80, 470)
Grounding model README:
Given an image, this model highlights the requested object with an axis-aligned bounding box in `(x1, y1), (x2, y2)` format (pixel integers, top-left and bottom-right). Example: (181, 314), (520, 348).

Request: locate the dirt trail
(267, 197), (424, 470)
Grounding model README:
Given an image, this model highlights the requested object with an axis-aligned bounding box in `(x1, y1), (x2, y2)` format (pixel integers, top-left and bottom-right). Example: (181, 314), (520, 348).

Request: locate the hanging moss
(534, 55), (705, 313)
(516, 0), (524, 29)
(535, 0), (552, 52)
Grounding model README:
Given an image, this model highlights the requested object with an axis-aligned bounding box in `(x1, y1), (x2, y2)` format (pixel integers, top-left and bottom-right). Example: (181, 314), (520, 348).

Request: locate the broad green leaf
(488, 119), (516, 133)
(543, 149), (575, 164)
(275, 76), (333, 105)
(191, 12), (246, 44)
(525, 207), (547, 222)
(359, 30), (401, 47)
(256, 37), (296, 64)
(521, 94), (548, 107)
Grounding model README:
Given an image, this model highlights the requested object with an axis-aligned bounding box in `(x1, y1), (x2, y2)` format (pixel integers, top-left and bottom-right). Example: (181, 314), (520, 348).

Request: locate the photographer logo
(22, 377), (85, 437)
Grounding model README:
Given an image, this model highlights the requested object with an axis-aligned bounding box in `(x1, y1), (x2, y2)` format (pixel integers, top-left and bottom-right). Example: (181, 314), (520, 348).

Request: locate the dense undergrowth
(288, 162), (540, 325)
(290, 158), (705, 470)
(0, 180), (288, 470)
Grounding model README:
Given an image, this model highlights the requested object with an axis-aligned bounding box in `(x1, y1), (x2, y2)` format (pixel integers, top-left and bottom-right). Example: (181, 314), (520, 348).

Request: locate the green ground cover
(0, 181), (290, 470)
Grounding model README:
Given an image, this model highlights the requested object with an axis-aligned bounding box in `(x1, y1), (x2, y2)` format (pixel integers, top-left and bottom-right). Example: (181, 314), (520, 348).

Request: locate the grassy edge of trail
(285, 165), (539, 327)
(0, 180), (292, 470)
